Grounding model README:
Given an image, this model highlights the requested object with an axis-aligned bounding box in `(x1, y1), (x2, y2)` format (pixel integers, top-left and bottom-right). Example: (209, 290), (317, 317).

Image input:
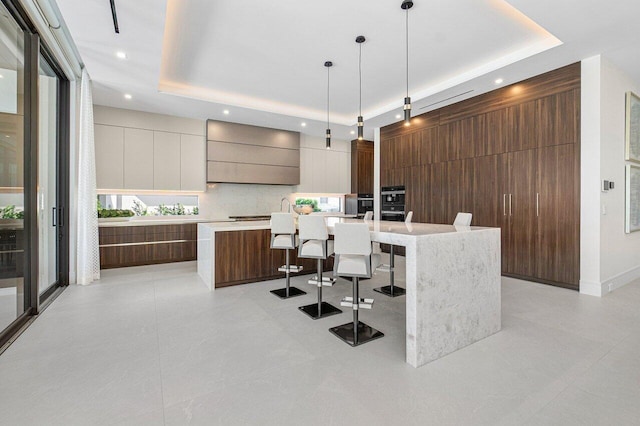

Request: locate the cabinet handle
(503, 194), (506, 216)
(509, 194), (512, 216)
(536, 193), (539, 217)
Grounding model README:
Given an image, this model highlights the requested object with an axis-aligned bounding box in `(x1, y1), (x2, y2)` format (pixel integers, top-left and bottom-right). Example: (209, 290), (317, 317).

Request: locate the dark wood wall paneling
(351, 140), (374, 194)
(380, 63), (581, 289)
(99, 224), (197, 269)
(214, 229), (334, 288)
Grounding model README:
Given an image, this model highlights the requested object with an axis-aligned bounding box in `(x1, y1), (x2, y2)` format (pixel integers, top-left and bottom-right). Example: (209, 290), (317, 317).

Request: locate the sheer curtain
(76, 68), (100, 284)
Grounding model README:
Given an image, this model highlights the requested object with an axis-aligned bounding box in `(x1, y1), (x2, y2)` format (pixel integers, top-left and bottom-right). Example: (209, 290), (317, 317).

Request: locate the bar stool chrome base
(299, 301), (342, 320)
(373, 285), (406, 297)
(270, 287), (306, 299)
(329, 321), (384, 347)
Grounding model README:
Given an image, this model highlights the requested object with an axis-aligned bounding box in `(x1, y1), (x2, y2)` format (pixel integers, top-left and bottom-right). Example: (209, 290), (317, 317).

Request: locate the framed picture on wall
(625, 165), (640, 233)
(625, 91), (640, 163)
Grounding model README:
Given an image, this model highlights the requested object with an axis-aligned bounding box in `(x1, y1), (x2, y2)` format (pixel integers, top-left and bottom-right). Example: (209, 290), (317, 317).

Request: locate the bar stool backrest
(405, 211), (413, 224)
(334, 223), (372, 256)
(271, 212), (295, 235)
(453, 212), (472, 226)
(298, 215), (328, 241)
(363, 211), (373, 221)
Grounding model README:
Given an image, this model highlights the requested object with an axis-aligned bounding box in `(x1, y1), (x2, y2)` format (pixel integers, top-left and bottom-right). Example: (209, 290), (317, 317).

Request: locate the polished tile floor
(0, 259), (639, 425)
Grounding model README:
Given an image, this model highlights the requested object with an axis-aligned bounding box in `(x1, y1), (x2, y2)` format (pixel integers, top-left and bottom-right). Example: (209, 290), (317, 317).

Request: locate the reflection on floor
(0, 259), (639, 425)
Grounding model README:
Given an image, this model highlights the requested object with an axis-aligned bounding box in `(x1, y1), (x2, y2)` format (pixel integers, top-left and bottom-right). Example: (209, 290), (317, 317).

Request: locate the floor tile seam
(152, 284), (168, 426)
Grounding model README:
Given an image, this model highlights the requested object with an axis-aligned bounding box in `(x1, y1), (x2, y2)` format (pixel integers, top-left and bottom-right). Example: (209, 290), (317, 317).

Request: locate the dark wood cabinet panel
(472, 154), (508, 228)
(483, 109), (509, 156)
(428, 162), (448, 224)
(537, 89), (580, 147)
(450, 115), (484, 161)
(536, 144), (579, 288)
(507, 150), (538, 277)
(380, 63), (581, 289)
(508, 100), (538, 152)
(419, 127), (437, 164)
(351, 140), (374, 194)
(215, 229), (334, 288)
(99, 223), (198, 269)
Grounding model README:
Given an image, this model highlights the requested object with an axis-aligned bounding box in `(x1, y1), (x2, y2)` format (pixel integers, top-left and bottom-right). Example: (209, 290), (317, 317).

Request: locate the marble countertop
(198, 218), (493, 239)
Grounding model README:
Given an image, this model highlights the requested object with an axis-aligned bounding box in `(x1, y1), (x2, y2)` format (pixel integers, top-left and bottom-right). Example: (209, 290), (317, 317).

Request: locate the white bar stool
(329, 223), (384, 347)
(297, 215), (342, 319)
(374, 211), (412, 298)
(269, 212), (306, 299)
(454, 212), (472, 226)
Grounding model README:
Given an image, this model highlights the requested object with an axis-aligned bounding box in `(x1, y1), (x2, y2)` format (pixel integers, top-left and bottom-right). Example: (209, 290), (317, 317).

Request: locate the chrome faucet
(281, 197), (291, 213)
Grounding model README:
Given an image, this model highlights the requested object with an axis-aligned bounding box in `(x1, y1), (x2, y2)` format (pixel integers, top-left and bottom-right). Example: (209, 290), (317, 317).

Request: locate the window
(98, 194), (199, 216)
(294, 196), (342, 213)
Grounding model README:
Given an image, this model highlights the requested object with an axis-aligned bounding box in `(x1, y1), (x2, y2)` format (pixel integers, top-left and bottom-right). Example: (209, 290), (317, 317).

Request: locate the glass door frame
(0, 0), (70, 349)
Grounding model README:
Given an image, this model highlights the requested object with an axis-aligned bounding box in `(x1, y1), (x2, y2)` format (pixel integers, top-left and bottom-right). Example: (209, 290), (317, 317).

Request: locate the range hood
(206, 120), (300, 185)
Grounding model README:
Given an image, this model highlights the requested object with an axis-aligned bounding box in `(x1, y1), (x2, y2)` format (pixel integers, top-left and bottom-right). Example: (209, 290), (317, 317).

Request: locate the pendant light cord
(406, 6), (409, 98)
(327, 65), (330, 128)
(359, 42), (362, 116)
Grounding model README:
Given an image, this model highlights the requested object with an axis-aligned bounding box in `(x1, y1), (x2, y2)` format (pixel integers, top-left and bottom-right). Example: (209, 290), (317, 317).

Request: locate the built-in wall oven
(345, 194), (374, 218)
(381, 186), (405, 221)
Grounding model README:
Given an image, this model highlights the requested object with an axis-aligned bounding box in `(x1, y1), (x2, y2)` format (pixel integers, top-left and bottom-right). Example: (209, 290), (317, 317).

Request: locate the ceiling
(55, 0), (640, 140)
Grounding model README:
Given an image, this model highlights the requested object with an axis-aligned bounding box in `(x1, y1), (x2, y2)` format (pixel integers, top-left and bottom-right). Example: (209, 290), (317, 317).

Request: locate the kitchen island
(198, 219), (501, 368)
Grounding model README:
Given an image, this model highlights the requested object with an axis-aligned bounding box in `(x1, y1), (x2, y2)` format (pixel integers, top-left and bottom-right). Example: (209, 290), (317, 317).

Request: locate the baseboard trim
(580, 265), (640, 297)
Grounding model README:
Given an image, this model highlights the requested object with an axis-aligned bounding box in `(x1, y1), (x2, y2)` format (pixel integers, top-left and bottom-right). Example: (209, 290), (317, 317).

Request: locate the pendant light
(401, 0), (413, 126)
(325, 61), (333, 149)
(356, 35), (366, 140)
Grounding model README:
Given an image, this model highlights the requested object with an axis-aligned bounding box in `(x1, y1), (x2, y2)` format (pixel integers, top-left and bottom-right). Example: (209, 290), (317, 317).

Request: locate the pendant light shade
(356, 35), (366, 140)
(402, 0), (413, 126)
(325, 61), (333, 149)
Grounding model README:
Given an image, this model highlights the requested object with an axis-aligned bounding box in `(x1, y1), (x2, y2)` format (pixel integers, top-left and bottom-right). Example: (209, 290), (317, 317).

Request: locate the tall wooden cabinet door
(429, 162), (448, 224)
(405, 166), (424, 222)
(472, 154), (507, 228)
(507, 149), (537, 277)
(536, 144), (579, 287)
(357, 149), (374, 193)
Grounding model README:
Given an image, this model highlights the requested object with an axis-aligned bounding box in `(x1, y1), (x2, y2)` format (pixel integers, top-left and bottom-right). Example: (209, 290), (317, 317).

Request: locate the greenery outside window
(98, 194), (199, 217)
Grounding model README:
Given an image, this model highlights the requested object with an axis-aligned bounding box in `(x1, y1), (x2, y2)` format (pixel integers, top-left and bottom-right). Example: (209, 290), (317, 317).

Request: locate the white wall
(581, 55), (640, 296)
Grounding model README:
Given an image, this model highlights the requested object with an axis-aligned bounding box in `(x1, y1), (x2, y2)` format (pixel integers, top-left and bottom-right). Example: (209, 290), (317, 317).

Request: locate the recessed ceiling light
(395, 114), (402, 119)
(0, 74), (4, 79)
(350, 130), (355, 135)
(124, 94), (132, 100)
(5, 135), (9, 138)
(495, 78), (504, 85)
(116, 51), (127, 59)
(301, 122), (306, 127)
(223, 109), (229, 115)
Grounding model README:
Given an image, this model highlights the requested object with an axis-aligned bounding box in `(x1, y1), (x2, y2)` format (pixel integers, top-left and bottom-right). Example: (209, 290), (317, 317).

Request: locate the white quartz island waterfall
(198, 219), (501, 368)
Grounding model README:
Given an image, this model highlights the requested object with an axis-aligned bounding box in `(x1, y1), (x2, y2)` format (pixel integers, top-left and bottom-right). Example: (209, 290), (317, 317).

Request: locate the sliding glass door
(0, 0), (69, 348)
(0, 1), (26, 332)
(38, 54), (59, 296)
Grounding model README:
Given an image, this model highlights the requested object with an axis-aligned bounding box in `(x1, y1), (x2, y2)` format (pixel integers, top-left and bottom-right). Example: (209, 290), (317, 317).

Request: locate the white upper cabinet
(94, 124), (124, 189)
(180, 134), (206, 191)
(153, 131), (181, 191)
(296, 145), (350, 194)
(124, 128), (154, 190)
